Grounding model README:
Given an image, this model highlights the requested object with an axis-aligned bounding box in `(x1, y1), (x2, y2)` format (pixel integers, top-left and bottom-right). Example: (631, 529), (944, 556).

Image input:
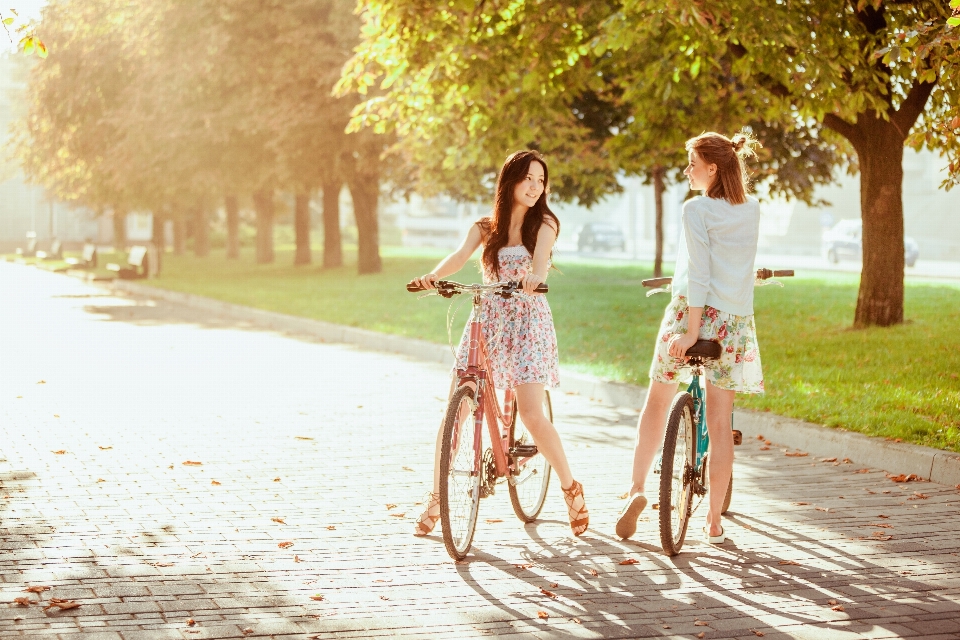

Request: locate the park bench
(15, 233), (37, 258)
(36, 239), (63, 261)
(106, 245), (149, 279)
(65, 243), (98, 268)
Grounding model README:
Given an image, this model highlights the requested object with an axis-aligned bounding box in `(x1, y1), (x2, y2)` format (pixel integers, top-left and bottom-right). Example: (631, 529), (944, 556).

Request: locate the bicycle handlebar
(406, 279), (548, 296)
(641, 268), (794, 289)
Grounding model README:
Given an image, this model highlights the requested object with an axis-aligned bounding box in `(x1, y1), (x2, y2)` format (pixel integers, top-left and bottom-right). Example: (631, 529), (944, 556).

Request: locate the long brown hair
(685, 130), (760, 205)
(478, 150), (560, 280)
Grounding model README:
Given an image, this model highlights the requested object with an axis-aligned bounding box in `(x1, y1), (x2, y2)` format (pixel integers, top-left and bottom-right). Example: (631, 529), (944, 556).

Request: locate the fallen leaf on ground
(295, 436), (314, 440)
(572, 617), (581, 624)
(618, 492), (629, 499)
(402, 466), (415, 471)
(652, 503), (659, 510)
(13, 597), (33, 606)
(52, 450), (66, 455)
(53, 414), (60, 418)
(865, 523), (893, 528)
(96, 479), (105, 483)
(211, 480), (220, 486)
(154, 562), (174, 567)
(326, 525), (336, 530)
(887, 473), (922, 482)
(278, 541), (294, 549)
(828, 599), (838, 605)
(98, 446), (113, 450)
(386, 503), (397, 510)
(697, 633), (706, 639)
(273, 477), (281, 482)
(551, 583), (558, 588)
(794, 502), (809, 506)
(619, 558), (640, 565)
(815, 507), (831, 512)
(271, 517), (286, 524)
(877, 514), (889, 518)
(842, 458), (853, 464)
(589, 569), (599, 576)
(380, 595), (389, 600)
(864, 488), (875, 494)
(182, 461), (202, 466)
(514, 563), (534, 570)
(756, 434), (764, 440)
(854, 469), (870, 473)
(37, 380), (45, 384)
(309, 594), (324, 601)
(821, 457), (837, 462)
(43, 599), (80, 611)
(540, 588), (557, 598)
(537, 611), (549, 619)
(870, 532), (893, 540)
(909, 492), (929, 500)
(663, 625), (671, 629)
(759, 446), (770, 451)
(294, 555), (301, 563)
(389, 512), (406, 518)
(832, 604), (845, 612)
(242, 629), (253, 635)
(186, 619), (196, 626)
(694, 620), (709, 626)
(485, 518), (503, 523)
(24, 586), (50, 594)
(750, 630), (765, 637)
(785, 451), (808, 457)
(778, 560), (801, 566)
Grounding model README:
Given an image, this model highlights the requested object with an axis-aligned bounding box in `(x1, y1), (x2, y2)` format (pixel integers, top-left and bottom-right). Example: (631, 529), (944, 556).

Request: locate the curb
(108, 279), (960, 488)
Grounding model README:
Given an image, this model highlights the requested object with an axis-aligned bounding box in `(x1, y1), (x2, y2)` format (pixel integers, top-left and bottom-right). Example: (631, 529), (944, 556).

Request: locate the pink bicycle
(407, 279), (551, 560)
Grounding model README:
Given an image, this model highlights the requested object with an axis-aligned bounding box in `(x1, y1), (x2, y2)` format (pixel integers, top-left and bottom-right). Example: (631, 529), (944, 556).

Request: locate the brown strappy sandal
(413, 492), (441, 536)
(562, 480), (589, 537)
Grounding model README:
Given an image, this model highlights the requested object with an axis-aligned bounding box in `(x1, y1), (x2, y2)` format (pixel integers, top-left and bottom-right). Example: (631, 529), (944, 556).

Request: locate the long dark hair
(479, 150), (560, 280)
(685, 130), (760, 205)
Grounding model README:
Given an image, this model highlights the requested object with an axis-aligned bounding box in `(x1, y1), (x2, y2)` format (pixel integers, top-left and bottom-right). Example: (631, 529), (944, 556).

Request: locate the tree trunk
(851, 117), (905, 328)
(172, 215), (186, 255)
(321, 177), (343, 269)
(349, 179), (381, 274)
(194, 206), (210, 257)
(294, 191), (312, 266)
(151, 212), (164, 274)
(225, 194), (240, 259)
(252, 190), (275, 264)
(652, 166), (665, 278)
(112, 207), (126, 252)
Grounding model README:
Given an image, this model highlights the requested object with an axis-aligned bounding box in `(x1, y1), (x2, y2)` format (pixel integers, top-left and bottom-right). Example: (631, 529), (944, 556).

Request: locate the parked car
(822, 219), (919, 268)
(574, 222), (626, 252)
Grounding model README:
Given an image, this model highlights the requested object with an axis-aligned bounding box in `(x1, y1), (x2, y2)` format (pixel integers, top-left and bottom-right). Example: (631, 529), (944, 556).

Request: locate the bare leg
(704, 381), (735, 537)
(415, 378), (459, 536)
(629, 381), (680, 495)
(515, 383), (573, 488)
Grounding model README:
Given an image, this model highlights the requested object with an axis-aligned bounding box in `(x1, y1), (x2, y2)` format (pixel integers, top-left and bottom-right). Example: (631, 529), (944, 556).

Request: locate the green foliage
(144, 248), (960, 452)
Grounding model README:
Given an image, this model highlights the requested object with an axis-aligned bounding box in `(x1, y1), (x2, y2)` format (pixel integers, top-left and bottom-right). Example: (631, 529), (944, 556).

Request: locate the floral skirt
(649, 296), (764, 394)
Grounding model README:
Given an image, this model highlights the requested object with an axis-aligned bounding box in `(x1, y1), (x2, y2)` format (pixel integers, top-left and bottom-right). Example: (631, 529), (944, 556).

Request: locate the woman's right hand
(414, 273), (439, 290)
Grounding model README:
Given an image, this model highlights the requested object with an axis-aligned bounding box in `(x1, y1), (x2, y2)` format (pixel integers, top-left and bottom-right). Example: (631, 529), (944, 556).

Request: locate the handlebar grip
(757, 268), (795, 280)
(406, 280), (425, 292)
(773, 269), (794, 277)
(642, 277), (673, 288)
(534, 283), (548, 293)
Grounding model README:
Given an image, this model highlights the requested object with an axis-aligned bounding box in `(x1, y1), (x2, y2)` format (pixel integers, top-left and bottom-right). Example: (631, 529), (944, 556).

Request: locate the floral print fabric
(649, 295), (764, 394)
(454, 245), (560, 390)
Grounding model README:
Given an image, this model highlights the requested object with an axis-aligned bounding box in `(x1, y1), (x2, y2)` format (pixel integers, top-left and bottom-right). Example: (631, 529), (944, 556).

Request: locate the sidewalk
(108, 279), (960, 488)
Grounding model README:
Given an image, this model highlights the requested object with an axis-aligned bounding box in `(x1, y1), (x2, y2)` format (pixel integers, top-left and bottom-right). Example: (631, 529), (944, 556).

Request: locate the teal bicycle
(641, 268), (793, 556)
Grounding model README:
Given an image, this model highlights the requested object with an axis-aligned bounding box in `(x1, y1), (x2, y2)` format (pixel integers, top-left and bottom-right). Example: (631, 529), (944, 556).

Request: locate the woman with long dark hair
(410, 150), (589, 538)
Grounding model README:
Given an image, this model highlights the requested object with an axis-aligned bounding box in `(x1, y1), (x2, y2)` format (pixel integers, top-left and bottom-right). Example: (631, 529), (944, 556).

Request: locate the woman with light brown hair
(616, 130), (763, 544)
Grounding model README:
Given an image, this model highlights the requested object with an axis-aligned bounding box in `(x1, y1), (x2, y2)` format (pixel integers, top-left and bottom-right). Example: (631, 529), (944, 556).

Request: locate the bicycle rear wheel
(509, 390), (552, 522)
(439, 384), (483, 560)
(659, 392), (696, 556)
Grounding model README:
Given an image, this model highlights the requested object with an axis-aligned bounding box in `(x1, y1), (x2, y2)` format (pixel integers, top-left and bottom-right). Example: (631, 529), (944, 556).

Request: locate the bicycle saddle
(686, 340), (722, 360)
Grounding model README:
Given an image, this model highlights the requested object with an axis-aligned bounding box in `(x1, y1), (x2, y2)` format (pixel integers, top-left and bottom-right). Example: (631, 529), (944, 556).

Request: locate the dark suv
(574, 222), (626, 252)
(822, 219), (919, 268)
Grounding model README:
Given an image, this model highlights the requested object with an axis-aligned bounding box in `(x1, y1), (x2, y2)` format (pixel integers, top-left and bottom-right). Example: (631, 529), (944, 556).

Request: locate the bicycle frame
(453, 290), (519, 481)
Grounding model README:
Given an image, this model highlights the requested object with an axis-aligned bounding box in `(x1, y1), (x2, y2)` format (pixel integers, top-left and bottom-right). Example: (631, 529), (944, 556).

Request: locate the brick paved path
(1, 262), (959, 640)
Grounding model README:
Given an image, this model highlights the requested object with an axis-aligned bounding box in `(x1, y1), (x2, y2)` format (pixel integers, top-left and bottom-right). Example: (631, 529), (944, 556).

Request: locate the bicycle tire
(659, 392), (696, 556)
(508, 390), (553, 522)
(439, 384), (483, 560)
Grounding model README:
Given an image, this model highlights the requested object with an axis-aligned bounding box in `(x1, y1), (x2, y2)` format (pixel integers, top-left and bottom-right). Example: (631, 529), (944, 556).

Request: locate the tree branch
(891, 78), (937, 138)
(823, 113), (862, 149)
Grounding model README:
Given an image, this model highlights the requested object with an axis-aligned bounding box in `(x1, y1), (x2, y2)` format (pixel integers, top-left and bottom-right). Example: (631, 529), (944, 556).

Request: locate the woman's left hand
(521, 273), (545, 295)
(668, 332), (699, 360)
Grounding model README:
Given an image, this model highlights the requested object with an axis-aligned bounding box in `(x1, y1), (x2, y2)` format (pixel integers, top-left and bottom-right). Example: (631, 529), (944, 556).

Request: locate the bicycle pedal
(732, 430), (742, 446)
(509, 444), (538, 457)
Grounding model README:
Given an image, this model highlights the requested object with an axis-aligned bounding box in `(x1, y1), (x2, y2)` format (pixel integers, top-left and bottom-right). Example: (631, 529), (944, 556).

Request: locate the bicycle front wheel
(659, 392), (696, 556)
(509, 390), (552, 522)
(439, 384), (483, 561)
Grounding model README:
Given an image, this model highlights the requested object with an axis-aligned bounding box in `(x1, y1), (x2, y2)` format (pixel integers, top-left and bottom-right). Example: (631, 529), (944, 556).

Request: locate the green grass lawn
(25, 245), (960, 452)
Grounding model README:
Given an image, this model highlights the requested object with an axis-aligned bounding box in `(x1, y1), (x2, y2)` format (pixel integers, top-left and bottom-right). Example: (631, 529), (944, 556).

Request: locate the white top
(671, 195), (761, 316)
